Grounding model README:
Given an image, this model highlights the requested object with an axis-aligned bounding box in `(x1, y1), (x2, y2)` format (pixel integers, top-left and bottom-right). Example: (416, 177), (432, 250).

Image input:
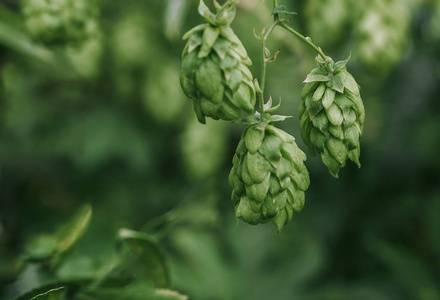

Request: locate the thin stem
(259, 40), (266, 121)
(258, 20), (278, 121)
(279, 22), (326, 60)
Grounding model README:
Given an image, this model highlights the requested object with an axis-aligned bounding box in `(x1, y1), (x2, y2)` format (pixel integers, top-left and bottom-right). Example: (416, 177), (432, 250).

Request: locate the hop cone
(354, 0), (410, 74)
(22, 0), (98, 46)
(229, 123), (310, 231)
(180, 0), (256, 124)
(299, 55), (365, 178)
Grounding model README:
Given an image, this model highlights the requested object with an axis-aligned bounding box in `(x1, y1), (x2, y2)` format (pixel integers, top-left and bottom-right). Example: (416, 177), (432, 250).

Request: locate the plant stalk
(258, 20), (278, 121)
(278, 22), (326, 60)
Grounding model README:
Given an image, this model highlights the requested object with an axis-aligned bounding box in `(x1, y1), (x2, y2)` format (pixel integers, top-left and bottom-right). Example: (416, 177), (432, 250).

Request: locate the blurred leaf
(12, 282), (70, 300)
(368, 238), (440, 300)
(116, 228), (170, 288)
(154, 289), (188, 300)
(0, 6), (54, 64)
(22, 235), (58, 262)
(427, 195), (440, 263)
(29, 287), (64, 300)
(50, 204), (92, 266)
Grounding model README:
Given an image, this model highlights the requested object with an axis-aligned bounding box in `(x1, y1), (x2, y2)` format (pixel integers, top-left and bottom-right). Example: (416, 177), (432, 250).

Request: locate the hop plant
(180, 0), (256, 124)
(22, 0), (99, 46)
(229, 120), (310, 231)
(299, 55), (365, 177)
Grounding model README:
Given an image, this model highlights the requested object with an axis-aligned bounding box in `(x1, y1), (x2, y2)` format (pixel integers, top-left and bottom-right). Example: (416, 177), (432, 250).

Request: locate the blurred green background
(1, 0), (440, 299)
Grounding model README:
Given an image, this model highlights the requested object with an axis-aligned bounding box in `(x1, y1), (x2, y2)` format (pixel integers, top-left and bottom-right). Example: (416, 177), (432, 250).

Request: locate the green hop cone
(299, 55), (365, 178)
(229, 122), (310, 232)
(22, 0), (99, 46)
(180, 0), (256, 124)
(354, 0), (411, 74)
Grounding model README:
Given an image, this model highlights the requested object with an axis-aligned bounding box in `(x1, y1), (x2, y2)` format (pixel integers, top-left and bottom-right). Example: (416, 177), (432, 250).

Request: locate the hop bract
(22, 0), (99, 46)
(180, 0), (256, 124)
(299, 55), (365, 178)
(229, 123), (310, 231)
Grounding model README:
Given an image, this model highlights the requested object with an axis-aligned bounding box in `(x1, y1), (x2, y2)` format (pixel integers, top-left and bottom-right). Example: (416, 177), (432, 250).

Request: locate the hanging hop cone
(180, 0), (256, 124)
(229, 122), (310, 231)
(299, 55), (365, 178)
(22, 0), (99, 46)
(354, 0), (410, 74)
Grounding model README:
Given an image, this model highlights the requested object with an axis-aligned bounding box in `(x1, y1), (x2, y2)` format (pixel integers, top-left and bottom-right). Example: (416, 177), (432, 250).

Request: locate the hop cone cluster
(180, 0), (256, 124)
(22, 0), (98, 46)
(354, 0), (410, 74)
(299, 55), (365, 178)
(229, 123), (310, 231)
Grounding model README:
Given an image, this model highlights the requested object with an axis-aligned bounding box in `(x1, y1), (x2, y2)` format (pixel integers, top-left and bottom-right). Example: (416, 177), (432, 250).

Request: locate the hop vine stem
(258, 0), (327, 121)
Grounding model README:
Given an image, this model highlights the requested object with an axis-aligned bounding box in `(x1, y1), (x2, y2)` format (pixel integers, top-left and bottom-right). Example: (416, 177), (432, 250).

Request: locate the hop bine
(180, 0), (256, 124)
(229, 121), (310, 232)
(299, 55), (365, 177)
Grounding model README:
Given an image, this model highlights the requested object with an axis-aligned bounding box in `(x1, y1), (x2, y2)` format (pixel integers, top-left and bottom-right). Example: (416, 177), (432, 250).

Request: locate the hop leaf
(229, 123), (310, 231)
(180, 1), (256, 124)
(299, 55), (365, 177)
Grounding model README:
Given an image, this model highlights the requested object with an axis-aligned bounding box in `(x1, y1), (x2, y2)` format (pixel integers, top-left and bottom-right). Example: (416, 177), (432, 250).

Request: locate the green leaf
(50, 204), (92, 266)
(116, 228), (170, 288)
(29, 287), (64, 300)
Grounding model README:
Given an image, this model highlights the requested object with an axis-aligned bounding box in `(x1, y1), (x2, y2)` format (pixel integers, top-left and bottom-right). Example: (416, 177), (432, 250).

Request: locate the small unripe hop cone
(180, 0), (256, 124)
(299, 55), (365, 177)
(229, 122), (310, 231)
